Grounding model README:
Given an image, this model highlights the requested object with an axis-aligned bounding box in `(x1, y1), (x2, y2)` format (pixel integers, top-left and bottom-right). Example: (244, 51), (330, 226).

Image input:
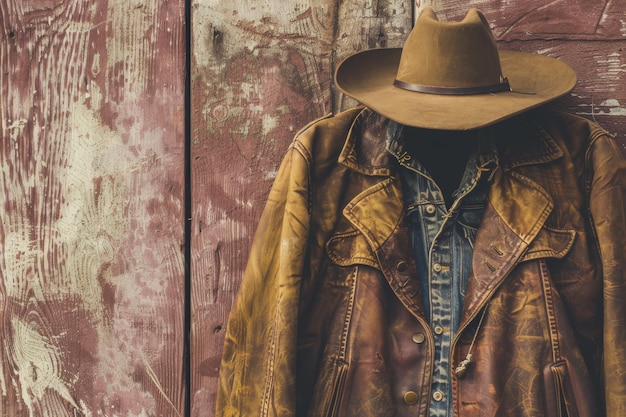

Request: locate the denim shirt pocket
(457, 204), (485, 247)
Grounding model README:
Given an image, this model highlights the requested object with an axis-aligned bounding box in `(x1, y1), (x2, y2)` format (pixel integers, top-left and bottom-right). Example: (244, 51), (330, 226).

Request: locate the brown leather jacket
(216, 107), (626, 417)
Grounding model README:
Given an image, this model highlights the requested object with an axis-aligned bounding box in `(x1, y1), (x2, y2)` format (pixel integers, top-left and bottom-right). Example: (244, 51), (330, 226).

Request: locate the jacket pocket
(544, 360), (579, 417)
(325, 361), (348, 417)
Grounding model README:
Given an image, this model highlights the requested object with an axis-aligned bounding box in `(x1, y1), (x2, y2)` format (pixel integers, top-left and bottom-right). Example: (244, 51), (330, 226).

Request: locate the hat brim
(335, 49), (577, 130)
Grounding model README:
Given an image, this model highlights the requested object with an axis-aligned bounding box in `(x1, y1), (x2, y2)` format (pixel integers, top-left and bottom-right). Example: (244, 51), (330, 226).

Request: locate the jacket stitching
(539, 259), (562, 363)
(260, 295), (281, 417)
(343, 178), (398, 250)
(323, 266), (358, 416)
(501, 171), (554, 244)
(339, 266), (357, 363)
(499, 115), (563, 170)
(583, 133), (606, 260)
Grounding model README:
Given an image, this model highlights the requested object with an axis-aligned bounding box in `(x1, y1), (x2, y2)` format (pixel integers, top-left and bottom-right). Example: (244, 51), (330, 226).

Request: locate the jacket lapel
(460, 114), (571, 325)
(341, 176), (427, 321)
(461, 168), (554, 325)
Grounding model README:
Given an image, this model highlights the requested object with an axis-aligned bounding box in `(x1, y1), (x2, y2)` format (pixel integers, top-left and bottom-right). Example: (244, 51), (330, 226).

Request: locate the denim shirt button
(425, 204), (436, 215)
(433, 325), (444, 335)
(432, 263), (443, 273)
(433, 391), (444, 402)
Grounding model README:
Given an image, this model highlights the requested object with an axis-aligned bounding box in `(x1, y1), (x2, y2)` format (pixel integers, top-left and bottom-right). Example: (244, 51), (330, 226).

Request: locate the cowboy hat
(335, 8), (577, 130)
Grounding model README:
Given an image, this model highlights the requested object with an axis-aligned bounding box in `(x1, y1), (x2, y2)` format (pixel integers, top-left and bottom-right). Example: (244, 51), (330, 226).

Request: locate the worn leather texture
(216, 107), (626, 417)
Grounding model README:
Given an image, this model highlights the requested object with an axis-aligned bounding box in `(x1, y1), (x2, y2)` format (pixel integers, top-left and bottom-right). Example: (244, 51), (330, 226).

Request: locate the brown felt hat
(335, 8), (577, 130)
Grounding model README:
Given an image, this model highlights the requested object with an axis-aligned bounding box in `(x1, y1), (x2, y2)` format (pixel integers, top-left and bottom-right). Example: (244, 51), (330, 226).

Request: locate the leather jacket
(216, 107), (626, 417)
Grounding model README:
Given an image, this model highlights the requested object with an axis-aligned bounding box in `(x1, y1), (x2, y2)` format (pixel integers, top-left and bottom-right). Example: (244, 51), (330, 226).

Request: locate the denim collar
(385, 120), (499, 200)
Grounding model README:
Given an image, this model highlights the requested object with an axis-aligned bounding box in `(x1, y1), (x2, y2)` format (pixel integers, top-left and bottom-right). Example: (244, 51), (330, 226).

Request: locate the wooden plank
(508, 38), (626, 148)
(0, 0), (186, 415)
(189, 0), (413, 412)
(333, 0), (414, 110)
(189, 3), (336, 412)
(418, 0), (626, 150)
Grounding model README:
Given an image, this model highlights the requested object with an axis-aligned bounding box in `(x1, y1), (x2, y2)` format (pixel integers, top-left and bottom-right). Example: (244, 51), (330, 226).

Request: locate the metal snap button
(433, 263), (442, 273)
(396, 261), (408, 272)
(403, 391), (419, 405)
(425, 204), (436, 214)
(412, 333), (425, 344)
(433, 325), (444, 335)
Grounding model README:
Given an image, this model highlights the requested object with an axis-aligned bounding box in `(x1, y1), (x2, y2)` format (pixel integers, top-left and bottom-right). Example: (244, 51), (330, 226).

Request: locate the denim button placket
(403, 177), (490, 417)
(387, 121), (494, 417)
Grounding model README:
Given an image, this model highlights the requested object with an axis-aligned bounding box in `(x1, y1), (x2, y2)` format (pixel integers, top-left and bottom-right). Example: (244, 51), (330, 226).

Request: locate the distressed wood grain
(0, 0), (186, 415)
(190, 4), (336, 412)
(189, 0), (412, 413)
(333, 0), (413, 110)
(509, 38), (626, 145)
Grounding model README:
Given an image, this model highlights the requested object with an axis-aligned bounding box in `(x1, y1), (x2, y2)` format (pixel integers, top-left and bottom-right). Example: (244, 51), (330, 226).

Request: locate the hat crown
(396, 8), (504, 90)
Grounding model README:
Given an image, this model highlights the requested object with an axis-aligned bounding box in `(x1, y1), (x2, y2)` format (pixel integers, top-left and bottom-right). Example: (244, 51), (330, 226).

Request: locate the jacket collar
(338, 109), (395, 177)
(337, 108), (567, 256)
(338, 108), (564, 177)
(492, 112), (564, 170)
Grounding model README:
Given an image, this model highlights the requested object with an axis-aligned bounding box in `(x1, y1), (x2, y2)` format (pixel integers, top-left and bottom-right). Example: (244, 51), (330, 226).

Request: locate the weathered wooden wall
(0, 0), (186, 415)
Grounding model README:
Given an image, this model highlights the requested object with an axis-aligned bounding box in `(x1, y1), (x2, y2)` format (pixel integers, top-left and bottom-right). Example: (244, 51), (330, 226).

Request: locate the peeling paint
(11, 317), (81, 415)
(6, 119), (29, 132)
(584, 99), (626, 116)
(262, 113), (279, 136)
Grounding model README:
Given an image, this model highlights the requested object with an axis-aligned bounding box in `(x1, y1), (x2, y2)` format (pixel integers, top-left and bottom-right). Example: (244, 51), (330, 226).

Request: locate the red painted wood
(189, 4), (336, 413)
(194, 0), (625, 414)
(0, 0), (186, 415)
(507, 38), (626, 148)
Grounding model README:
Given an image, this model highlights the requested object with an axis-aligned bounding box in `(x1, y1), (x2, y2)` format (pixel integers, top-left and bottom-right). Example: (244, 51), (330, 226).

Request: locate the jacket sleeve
(586, 132), (626, 417)
(216, 140), (311, 417)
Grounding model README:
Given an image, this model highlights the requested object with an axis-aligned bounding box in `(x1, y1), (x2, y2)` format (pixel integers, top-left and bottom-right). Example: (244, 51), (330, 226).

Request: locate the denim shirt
(386, 122), (497, 417)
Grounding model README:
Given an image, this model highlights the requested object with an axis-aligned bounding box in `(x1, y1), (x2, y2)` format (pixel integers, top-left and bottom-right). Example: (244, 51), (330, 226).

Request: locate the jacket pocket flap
(326, 229), (378, 268)
(522, 226), (576, 262)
